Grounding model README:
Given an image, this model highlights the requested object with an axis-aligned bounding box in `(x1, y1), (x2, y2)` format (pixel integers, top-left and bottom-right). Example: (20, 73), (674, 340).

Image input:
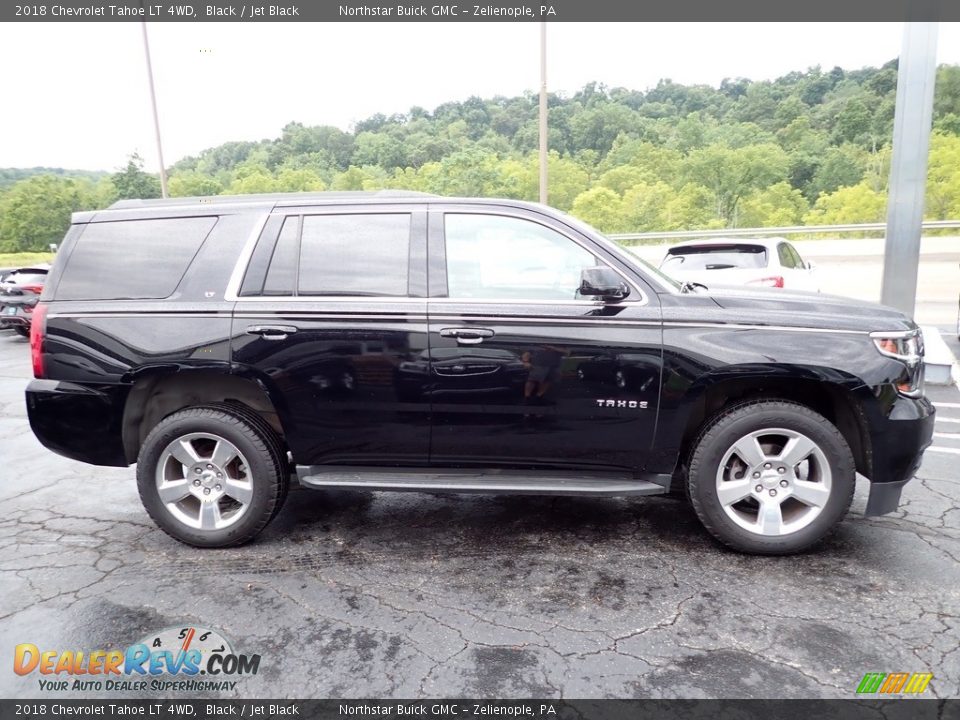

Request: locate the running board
(296, 466), (669, 497)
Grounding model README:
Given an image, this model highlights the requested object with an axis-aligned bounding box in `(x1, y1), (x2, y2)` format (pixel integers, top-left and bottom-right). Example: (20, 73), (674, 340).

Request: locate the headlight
(870, 329), (924, 396)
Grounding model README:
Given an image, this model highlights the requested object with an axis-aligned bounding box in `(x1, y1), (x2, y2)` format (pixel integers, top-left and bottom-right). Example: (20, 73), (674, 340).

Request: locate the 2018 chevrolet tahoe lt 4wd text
(25, 192), (935, 553)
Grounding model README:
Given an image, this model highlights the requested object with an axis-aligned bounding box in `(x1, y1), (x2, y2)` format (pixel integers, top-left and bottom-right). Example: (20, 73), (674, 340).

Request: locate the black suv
(25, 192), (935, 554)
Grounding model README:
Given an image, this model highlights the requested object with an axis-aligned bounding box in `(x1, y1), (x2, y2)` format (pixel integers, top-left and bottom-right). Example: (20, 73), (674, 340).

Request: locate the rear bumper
(26, 379), (129, 467)
(0, 308), (29, 328)
(864, 394), (935, 516)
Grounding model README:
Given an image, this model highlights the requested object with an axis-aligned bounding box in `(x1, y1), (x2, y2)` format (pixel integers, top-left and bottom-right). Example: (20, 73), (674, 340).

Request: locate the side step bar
(296, 466), (669, 497)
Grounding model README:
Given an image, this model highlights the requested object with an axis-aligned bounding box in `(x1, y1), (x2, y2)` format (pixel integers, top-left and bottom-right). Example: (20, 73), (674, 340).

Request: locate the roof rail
(108, 189), (436, 210)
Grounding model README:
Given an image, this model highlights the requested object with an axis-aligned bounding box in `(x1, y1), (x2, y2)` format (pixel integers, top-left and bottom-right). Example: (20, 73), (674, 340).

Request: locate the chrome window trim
(224, 212), (271, 302)
(224, 207), (652, 306)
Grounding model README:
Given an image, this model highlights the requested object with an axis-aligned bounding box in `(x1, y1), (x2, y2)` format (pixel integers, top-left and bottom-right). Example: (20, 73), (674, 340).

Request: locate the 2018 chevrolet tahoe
(25, 192), (935, 553)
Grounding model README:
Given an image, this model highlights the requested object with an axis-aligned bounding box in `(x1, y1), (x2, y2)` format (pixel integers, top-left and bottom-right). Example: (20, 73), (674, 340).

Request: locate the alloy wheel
(714, 427), (832, 536)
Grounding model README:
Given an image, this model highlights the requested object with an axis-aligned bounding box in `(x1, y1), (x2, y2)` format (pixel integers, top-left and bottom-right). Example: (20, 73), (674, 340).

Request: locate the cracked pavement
(1, 329), (959, 699)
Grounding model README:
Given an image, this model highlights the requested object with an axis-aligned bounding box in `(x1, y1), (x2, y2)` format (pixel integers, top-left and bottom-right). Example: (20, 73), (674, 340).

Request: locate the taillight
(21, 284), (43, 295)
(748, 276), (785, 288)
(30, 303), (48, 379)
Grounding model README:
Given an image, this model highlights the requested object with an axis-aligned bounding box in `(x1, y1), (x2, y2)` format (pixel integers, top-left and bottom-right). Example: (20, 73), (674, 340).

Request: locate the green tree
(738, 182), (809, 227)
(570, 187), (625, 233)
(168, 171), (223, 197)
(804, 182), (886, 225)
(661, 183), (719, 230)
(934, 65), (960, 120)
(807, 144), (868, 200)
(682, 143), (790, 224)
(597, 166), (650, 195)
(275, 168), (326, 192)
(0, 175), (99, 252)
(111, 153), (162, 199)
(620, 181), (673, 231)
(330, 165), (389, 191)
(926, 133), (960, 219)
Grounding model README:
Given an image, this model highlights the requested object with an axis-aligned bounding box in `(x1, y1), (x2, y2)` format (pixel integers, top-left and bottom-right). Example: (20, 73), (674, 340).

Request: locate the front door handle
(439, 327), (495, 345)
(246, 325), (298, 341)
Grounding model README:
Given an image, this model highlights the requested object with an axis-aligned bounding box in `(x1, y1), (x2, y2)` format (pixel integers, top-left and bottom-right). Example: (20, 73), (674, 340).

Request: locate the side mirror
(579, 266), (630, 301)
(806, 260), (816, 270)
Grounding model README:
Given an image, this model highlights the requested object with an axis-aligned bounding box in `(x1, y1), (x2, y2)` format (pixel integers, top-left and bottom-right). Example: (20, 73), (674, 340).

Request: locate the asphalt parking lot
(1, 324), (959, 700)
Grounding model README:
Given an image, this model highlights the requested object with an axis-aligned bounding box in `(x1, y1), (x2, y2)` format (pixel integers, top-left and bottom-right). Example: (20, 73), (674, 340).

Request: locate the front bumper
(864, 394), (935, 516)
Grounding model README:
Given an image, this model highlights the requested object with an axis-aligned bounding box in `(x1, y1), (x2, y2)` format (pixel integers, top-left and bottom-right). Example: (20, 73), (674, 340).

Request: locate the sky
(1, 22), (959, 172)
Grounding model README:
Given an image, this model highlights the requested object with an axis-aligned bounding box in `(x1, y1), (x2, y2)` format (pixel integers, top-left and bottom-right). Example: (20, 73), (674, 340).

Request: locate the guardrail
(608, 220), (960, 243)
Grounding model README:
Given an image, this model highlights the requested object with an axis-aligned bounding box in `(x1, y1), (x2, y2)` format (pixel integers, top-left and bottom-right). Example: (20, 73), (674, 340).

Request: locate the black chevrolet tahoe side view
(25, 192), (936, 554)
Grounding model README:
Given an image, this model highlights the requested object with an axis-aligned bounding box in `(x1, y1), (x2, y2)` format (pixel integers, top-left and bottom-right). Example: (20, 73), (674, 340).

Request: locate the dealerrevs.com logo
(13, 626), (261, 693)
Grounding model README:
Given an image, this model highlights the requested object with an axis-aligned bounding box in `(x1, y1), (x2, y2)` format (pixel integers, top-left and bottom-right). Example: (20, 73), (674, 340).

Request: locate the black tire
(197, 402), (291, 521)
(686, 399), (855, 555)
(137, 406), (288, 547)
(14, 326), (29, 338)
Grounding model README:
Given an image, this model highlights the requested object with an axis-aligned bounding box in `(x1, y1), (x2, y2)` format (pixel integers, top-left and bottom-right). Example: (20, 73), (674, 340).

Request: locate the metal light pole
(880, 22), (939, 316)
(538, 21), (548, 205)
(141, 21), (169, 198)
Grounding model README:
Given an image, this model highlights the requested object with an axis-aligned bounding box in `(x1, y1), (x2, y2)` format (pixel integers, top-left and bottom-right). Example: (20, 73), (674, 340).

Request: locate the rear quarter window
(55, 217), (217, 300)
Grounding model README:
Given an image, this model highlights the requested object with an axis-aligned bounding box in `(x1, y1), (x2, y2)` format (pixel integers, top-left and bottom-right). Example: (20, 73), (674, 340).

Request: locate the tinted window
(262, 216), (299, 295)
(777, 243), (797, 269)
(57, 217), (216, 300)
(444, 214), (600, 300)
(786, 243), (805, 268)
(662, 244), (767, 271)
(298, 214), (410, 296)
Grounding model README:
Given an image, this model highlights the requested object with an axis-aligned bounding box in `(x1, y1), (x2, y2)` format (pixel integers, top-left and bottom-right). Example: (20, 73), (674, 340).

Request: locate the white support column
(881, 22), (939, 316)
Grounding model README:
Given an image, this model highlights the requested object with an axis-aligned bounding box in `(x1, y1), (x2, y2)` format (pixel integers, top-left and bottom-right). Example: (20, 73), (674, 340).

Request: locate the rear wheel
(137, 407), (287, 547)
(686, 400), (854, 554)
(14, 326), (29, 338)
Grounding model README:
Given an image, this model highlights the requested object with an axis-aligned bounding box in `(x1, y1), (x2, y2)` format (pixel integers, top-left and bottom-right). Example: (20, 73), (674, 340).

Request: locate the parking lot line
(928, 446), (960, 455)
(934, 402), (960, 409)
(936, 416), (960, 423)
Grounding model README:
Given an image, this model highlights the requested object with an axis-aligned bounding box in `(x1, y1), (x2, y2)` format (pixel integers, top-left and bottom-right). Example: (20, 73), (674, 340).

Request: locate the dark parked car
(25, 192), (934, 554)
(0, 265), (49, 337)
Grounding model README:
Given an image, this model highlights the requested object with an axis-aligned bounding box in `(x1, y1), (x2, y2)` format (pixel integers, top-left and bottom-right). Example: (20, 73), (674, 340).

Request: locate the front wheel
(137, 407), (287, 547)
(686, 400), (854, 555)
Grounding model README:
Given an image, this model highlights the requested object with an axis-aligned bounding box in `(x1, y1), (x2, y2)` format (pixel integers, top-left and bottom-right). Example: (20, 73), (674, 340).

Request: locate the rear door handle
(246, 325), (298, 341)
(439, 327), (495, 345)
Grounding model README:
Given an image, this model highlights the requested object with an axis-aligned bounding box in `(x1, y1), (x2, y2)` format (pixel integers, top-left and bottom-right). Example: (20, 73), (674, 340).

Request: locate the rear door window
(56, 217), (217, 300)
(295, 214), (411, 297)
(253, 213), (413, 297)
